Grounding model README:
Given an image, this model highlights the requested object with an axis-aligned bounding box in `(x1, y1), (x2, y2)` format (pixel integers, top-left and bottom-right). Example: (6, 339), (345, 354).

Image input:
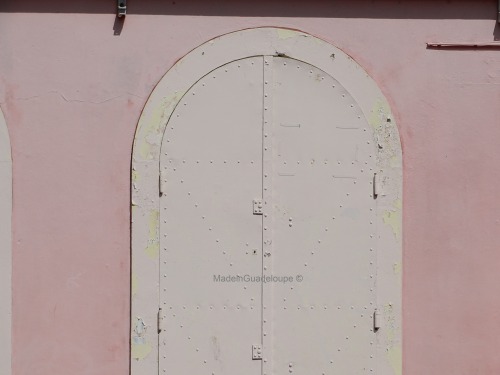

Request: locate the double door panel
(160, 56), (377, 375)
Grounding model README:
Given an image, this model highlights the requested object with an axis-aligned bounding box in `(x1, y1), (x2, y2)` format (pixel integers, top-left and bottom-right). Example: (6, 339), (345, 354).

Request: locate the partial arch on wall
(131, 27), (402, 375)
(0, 106), (12, 375)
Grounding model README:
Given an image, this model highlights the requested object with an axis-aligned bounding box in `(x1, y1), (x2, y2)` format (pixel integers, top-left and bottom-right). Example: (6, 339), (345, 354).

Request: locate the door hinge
(158, 307), (164, 333)
(252, 344), (263, 360)
(159, 171), (165, 197)
(373, 173), (382, 199)
(373, 308), (381, 332)
(253, 199), (263, 215)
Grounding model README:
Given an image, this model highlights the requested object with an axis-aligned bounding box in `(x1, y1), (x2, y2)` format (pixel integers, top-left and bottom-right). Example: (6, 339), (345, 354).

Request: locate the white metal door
(267, 57), (377, 374)
(160, 56), (377, 374)
(159, 57), (264, 375)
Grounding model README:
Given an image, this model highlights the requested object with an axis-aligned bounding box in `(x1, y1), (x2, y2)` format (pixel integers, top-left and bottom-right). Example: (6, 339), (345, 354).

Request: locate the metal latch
(117, 0), (127, 17)
(252, 344), (263, 360)
(253, 199), (263, 215)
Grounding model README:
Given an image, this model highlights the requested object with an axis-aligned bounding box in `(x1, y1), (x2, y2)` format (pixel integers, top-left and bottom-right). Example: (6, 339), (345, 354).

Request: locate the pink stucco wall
(1, 1), (499, 374)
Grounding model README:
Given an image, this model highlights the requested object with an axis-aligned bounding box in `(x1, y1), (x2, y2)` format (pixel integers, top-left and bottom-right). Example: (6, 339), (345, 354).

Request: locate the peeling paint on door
(145, 210), (159, 259)
(383, 198), (402, 240)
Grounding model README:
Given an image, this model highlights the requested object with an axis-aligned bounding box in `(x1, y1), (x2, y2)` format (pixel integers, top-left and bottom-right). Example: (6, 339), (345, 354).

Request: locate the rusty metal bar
(427, 42), (500, 49)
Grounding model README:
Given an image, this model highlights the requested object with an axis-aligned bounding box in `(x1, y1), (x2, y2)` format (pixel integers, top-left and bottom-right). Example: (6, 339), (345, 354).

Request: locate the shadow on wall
(0, 0), (497, 20)
(2, 0), (498, 39)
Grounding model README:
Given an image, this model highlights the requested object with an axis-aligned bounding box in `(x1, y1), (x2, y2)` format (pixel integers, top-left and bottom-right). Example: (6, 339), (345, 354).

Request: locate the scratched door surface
(264, 57), (377, 375)
(159, 57), (264, 375)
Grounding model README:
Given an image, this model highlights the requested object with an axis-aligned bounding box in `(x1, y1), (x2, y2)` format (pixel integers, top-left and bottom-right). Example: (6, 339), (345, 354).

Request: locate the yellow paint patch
(145, 242), (159, 259)
(384, 304), (396, 342)
(387, 346), (402, 375)
(139, 141), (152, 160)
(146, 242), (160, 259)
(150, 93), (184, 130)
(383, 199), (402, 240)
(148, 210), (159, 237)
(394, 199), (402, 210)
(383, 211), (401, 240)
(145, 210), (159, 259)
(131, 273), (138, 297)
(277, 29), (300, 40)
(143, 99), (167, 136)
(393, 262), (402, 275)
(137, 91), (185, 160)
(131, 342), (152, 361)
(369, 99), (391, 130)
(132, 169), (140, 182)
(383, 303), (401, 375)
(390, 155), (401, 168)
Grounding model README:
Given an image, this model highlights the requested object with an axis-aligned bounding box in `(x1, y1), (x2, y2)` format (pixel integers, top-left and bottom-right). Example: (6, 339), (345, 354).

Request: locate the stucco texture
(0, 1), (499, 374)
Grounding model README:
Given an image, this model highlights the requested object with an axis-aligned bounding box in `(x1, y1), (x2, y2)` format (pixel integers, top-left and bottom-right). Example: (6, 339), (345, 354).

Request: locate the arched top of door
(133, 27), (400, 169)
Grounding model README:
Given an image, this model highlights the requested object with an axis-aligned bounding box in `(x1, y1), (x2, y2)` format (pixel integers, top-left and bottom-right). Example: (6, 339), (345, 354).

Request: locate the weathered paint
(131, 342), (152, 361)
(384, 302), (402, 375)
(383, 199), (403, 240)
(131, 317), (152, 361)
(388, 347), (403, 375)
(276, 28), (304, 40)
(136, 92), (185, 161)
(0, 2), (498, 374)
(393, 262), (402, 276)
(131, 168), (140, 183)
(131, 273), (138, 297)
(144, 210), (159, 259)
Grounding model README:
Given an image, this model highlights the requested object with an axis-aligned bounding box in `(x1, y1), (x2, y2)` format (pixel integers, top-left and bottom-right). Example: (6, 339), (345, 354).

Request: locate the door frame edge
(0, 105), (12, 375)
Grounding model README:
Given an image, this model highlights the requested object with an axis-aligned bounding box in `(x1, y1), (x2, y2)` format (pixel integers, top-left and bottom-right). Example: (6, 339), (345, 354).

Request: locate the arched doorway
(131, 27), (402, 375)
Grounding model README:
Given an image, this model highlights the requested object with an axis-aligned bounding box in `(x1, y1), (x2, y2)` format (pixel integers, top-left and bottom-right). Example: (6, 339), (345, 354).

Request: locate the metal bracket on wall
(427, 42), (500, 49)
(117, 0), (127, 17)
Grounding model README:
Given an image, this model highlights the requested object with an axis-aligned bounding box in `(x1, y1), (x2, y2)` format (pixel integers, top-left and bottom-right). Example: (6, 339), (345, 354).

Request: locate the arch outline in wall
(131, 27), (402, 375)
(0, 106), (12, 375)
